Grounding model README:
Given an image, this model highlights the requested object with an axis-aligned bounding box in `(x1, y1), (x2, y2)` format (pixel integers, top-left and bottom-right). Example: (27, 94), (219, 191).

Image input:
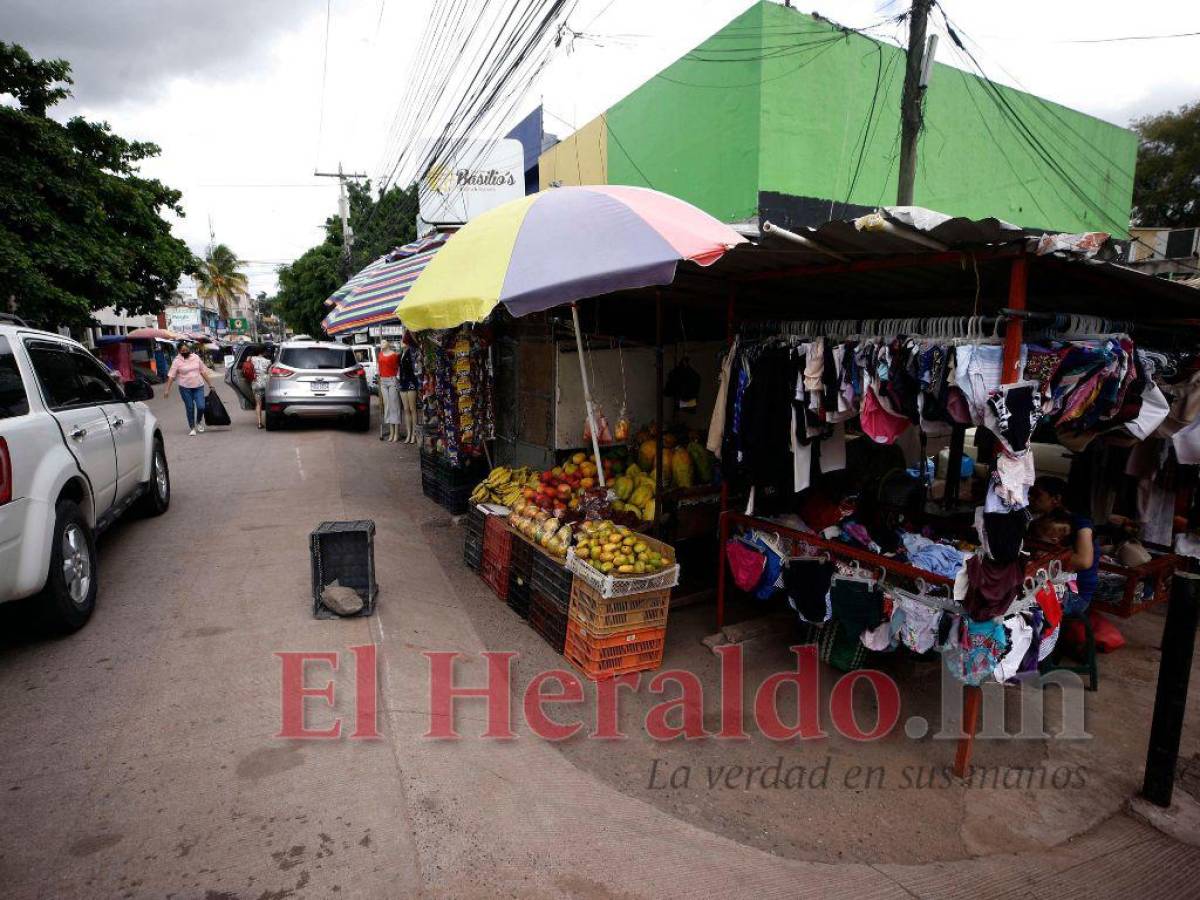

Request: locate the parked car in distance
(351, 344), (380, 394)
(225, 342), (276, 410)
(264, 341), (370, 431)
(0, 321), (169, 631)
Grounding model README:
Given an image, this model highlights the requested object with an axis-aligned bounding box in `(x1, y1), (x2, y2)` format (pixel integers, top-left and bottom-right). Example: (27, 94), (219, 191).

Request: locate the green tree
(1132, 101), (1200, 227)
(275, 181), (419, 336)
(275, 243), (341, 337)
(0, 43), (194, 329)
(194, 243), (248, 319)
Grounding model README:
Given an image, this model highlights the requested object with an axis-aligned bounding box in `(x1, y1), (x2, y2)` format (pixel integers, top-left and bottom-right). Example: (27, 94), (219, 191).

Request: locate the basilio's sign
(419, 138), (524, 233)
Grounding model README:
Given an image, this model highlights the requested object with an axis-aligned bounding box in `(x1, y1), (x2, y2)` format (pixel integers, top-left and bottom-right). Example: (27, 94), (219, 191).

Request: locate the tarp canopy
(322, 232), (450, 335)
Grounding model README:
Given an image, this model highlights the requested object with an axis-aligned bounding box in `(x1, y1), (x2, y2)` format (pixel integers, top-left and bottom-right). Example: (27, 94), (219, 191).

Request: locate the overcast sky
(4, 0), (1199, 296)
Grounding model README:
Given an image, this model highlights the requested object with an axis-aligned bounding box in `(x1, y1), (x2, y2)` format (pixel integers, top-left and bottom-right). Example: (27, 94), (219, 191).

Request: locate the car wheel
(265, 411), (282, 431)
(136, 439), (170, 517)
(38, 500), (98, 633)
(351, 410), (370, 432)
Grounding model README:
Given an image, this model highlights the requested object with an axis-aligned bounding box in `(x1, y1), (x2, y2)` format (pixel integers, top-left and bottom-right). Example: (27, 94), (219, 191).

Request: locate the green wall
(606, 2), (763, 222)
(605, 1), (1137, 236)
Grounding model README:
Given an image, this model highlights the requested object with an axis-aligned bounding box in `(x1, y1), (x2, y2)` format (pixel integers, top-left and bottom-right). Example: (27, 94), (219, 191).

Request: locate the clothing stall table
(718, 510), (1073, 776)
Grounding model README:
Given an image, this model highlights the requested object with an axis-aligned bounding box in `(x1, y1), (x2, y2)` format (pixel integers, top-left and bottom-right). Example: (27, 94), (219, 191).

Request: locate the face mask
(181, 349), (191, 357)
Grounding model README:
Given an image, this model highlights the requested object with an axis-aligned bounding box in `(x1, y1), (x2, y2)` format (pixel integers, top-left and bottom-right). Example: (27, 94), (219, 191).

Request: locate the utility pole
(897, 0), (937, 206)
(314, 163), (367, 276)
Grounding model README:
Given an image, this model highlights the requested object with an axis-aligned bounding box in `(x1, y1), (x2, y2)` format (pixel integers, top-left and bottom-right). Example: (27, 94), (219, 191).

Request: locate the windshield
(278, 346), (355, 370)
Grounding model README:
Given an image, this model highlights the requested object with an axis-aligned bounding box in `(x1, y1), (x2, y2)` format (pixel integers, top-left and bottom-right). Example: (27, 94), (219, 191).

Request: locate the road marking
(294, 447), (306, 481)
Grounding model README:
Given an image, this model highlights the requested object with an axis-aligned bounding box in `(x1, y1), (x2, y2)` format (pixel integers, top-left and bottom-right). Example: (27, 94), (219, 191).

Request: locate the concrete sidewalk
(0, 393), (1196, 898)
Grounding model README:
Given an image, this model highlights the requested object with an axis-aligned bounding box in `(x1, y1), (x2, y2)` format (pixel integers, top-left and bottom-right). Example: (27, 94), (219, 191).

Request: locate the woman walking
(251, 348), (273, 429)
(163, 341), (214, 435)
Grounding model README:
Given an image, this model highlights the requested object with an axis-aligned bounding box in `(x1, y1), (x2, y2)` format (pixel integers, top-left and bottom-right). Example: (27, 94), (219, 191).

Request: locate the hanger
(831, 559), (884, 585)
(789, 537), (831, 563)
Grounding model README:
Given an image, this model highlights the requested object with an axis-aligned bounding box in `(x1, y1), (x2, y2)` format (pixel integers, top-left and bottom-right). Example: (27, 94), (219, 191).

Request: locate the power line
(1056, 30), (1200, 44)
(315, 0), (333, 170)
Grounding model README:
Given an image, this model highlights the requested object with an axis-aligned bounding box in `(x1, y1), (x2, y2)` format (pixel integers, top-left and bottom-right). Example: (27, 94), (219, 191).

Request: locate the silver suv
(264, 341), (370, 431)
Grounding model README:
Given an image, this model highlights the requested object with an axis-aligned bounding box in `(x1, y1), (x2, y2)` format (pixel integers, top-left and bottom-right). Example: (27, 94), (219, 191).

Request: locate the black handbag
(203, 388), (232, 427)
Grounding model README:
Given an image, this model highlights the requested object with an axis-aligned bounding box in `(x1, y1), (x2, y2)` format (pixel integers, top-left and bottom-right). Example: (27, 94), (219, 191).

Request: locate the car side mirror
(124, 380), (154, 402)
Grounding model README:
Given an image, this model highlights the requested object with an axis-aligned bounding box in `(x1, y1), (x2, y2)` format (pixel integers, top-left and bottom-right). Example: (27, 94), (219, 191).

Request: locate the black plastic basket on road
(310, 520), (377, 618)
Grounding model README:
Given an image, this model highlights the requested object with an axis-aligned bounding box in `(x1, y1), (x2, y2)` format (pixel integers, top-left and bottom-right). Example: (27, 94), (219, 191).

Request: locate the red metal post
(717, 511), (729, 630)
(1001, 254), (1028, 384)
(954, 687), (982, 778)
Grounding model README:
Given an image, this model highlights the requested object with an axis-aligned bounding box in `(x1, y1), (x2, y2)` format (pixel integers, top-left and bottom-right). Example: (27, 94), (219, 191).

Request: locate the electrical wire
(314, 0), (333, 170)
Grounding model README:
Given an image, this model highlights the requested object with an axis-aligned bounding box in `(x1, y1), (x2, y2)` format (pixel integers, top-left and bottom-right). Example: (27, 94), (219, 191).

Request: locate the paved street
(2, 390), (1199, 899)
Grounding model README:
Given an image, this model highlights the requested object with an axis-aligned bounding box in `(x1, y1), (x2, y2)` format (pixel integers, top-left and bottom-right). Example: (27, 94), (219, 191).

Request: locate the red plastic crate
(480, 515), (513, 600)
(564, 619), (665, 680)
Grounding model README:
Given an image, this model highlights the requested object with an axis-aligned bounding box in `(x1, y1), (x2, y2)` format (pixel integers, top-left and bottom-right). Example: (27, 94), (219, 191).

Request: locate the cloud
(2, 0), (322, 106)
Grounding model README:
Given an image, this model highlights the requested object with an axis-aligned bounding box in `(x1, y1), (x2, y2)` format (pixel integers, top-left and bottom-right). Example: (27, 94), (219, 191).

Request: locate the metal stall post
(1141, 571), (1200, 807)
(654, 292), (665, 537)
(716, 285), (736, 630)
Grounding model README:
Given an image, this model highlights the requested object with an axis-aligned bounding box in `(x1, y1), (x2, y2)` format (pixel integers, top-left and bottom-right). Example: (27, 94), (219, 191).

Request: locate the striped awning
(322, 232), (450, 335)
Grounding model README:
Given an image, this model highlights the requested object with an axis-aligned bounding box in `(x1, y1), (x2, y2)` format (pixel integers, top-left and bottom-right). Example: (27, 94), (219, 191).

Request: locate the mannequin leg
(378, 383), (389, 440)
(402, 391), (418, 443)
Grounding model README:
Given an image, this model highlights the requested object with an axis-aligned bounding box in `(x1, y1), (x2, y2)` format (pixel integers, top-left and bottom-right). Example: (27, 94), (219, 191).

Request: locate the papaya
(625, 462), (642, 478)
(671, 446), (694, 489)
(687, 440), (713, 484)
(613, 475), (633, 501)
(641, 498), (656, 521)
(663, 433), (678, 449)
(638, 439), (658, 471)
(630, 484), (653, 507)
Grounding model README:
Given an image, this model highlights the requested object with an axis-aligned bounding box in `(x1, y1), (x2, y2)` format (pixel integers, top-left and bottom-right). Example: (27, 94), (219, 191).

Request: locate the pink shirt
(168, 353), (209, 389)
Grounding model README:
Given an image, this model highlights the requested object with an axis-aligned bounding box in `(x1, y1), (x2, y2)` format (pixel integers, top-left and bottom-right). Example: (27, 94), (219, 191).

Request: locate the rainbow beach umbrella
(323, 232), (449, 335)
(398, 185), (746, 484)
(397, 185), (746, 331)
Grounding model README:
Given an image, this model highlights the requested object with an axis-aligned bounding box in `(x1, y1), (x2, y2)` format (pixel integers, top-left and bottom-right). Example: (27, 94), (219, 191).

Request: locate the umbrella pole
(570, 303), (606, 488)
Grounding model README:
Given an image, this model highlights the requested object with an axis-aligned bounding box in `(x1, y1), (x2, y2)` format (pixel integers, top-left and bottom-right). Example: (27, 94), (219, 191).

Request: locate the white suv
(0, 321), (170, 631)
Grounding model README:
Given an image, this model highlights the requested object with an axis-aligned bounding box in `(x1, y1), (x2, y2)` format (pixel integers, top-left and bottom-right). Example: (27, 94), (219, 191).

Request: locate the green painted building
(540, 1), (1136, 236)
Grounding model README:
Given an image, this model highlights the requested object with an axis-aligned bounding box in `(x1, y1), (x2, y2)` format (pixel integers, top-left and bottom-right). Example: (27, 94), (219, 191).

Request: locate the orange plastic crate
(564, 619), (665, 680)
(568, 577), (669, 635)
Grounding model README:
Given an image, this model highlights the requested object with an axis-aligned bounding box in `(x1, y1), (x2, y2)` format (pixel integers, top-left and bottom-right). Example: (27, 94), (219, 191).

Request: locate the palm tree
(194, 244), (248, 320)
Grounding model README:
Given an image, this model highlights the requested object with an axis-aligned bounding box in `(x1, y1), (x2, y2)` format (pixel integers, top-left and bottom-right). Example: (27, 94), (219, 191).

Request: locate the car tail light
(0, 437), (11, 505)
(354, 403), (368, 411)
(269, 365), (294, 377)
(343, 366), (365, 379)
(268, 403), (283, 412)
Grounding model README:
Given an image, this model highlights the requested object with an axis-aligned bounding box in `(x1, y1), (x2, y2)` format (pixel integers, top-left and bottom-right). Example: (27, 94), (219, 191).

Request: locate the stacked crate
(480, 514), (513, 600)
(506, 535), (536, 619)
(563, 534), (678, 680)
(462, 505), (486, 573)
(527, 551), (573, 652)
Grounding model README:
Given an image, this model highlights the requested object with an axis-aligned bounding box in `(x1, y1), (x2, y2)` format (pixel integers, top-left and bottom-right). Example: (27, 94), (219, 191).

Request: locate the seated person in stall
(1029, 476), (1098, 614)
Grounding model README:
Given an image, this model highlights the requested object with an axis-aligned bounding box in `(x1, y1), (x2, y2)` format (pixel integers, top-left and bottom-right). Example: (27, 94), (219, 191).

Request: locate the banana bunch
(470, 466), (538, 506)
